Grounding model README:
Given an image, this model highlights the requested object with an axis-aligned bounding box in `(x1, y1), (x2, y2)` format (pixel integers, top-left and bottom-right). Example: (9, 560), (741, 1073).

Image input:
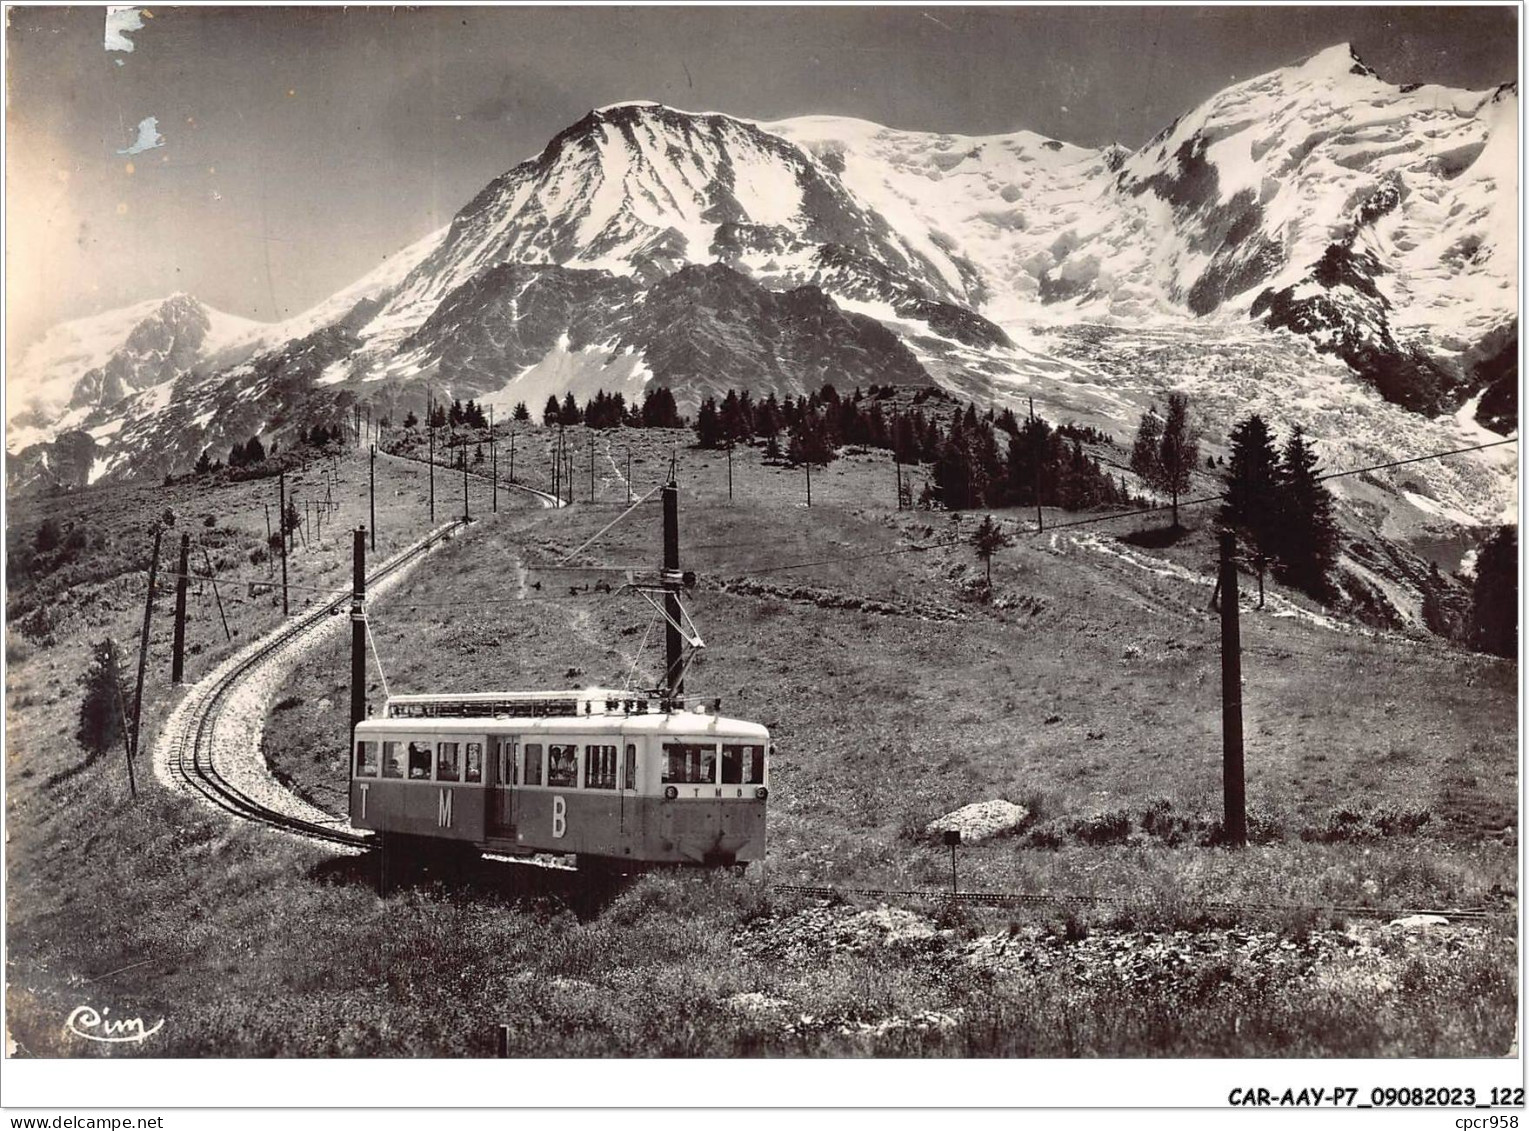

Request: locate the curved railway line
(162, 519), (472, 847)
(156, 496), (1511, 927)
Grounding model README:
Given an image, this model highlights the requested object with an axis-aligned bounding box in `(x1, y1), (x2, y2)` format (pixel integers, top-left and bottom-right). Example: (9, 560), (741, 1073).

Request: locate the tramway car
(349, 689), (769, 868)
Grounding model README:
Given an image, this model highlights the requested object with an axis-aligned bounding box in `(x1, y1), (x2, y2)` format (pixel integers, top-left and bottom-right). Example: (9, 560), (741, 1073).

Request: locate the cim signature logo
(65, 1004), (164, 1045)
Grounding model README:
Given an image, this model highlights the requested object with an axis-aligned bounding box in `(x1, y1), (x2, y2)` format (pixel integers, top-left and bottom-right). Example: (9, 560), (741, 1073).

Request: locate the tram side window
(522, 743), (543, 787)
(437, 742), (460, 783)
(723, 744), (766, 785)
(465, 742), (483, 784)
(548, 744), (578, 787)
(662, 742), (716, 784)
(408, 741), (433, 780)
(584, 744), (617, 790)
(356, 741), (378, 777)
(382, 741), (404, 779)
(624, 744), (637, 791)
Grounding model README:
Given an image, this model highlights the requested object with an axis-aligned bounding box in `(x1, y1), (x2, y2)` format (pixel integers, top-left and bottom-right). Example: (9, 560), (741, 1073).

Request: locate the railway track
(160, 520), (470, 847)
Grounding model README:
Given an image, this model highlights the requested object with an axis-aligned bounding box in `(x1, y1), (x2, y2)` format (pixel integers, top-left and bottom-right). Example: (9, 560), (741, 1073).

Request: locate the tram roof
(356, 711), (768, 740)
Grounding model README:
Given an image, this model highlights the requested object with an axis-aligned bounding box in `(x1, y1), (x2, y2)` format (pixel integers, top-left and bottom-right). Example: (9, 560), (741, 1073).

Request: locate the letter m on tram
(437, 788), (453, 828)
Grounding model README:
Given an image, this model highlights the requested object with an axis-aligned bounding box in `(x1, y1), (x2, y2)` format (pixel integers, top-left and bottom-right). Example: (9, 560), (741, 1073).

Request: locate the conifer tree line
(694, 382), (1134, 512)
(1218, 412), (1340, 598)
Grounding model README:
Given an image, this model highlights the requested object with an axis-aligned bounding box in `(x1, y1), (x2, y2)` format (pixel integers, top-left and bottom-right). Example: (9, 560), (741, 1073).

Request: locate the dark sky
(5, 5), (1518, 349)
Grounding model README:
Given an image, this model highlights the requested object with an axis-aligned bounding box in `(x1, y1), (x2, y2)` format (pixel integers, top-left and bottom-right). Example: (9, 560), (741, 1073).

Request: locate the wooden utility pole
(894, 450), (902, 510)
(727, 441), (733, 503)
(369, 444), (377, 550)
(171, 533), (190, 683)
(278, 471), (289, 616)
(201, 543), (231, 642)
(490, 406), (497, 514)
(109, 639), (136, 798)
(130, 524), (162, 768)
(462, 438), (470, 522)
(263, 502), (272, 546)
(805, 461), (812, 508)
(626, 449), (632, 505)
(589, 437), (595, 503)
(351, 527), (367, 734)
(662, 478), (684, 701)
(1218, 529), (1247, 848)
(428, 422), (436, 523)
(509, 427), (516, 485)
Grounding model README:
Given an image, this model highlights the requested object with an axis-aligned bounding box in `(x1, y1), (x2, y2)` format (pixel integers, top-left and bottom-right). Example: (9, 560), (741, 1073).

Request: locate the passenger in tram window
(523, 743), (543, 787)
(465, 742), (483, 783)
(383, 741), (404, 779)
(437, 742), (460, 782)
(721, 745), (742, 785)
(408, 741), (432, 780)
(548, 743), (577, 787)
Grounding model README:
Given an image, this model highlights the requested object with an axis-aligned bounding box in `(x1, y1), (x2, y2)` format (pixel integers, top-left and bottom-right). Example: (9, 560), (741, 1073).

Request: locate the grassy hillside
(5, 429), (1516, 1057)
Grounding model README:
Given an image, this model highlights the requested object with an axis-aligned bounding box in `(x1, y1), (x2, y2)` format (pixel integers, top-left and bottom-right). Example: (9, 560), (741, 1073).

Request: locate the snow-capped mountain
(7, 43), (1516, 537)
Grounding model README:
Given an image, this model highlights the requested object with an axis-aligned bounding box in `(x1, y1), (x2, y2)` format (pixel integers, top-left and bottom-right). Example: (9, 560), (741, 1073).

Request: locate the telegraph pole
(589, 438), (595, 503)
(662, 477), (684, 701)
(369, 444), (377, 551)
(490, 406), (498, 514)
(201, 543), (231, 642)
(509, 427), (516, 485)
(727, 441), (733, 503)
(1219, 529), (1247, 848)
(278, 470), (289, 616)
(171, 533), (190, 683)
(428, 420), (436, 523)
(805, 460), (812, 508)
(626, 448), (632, 505)
(109, 640), (136, 798)
(462, 438), (470, 522)
(351, 527), (367, 734)
(130, 524), (162, 768)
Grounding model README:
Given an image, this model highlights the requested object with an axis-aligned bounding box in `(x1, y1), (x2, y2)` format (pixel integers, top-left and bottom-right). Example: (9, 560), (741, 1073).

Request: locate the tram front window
(356, 741), (378, 777)
(662, 742), (716, 784)
(465, 742), (483, 784)
(722, 744), (765, 785)
(382, 742), (404, 779)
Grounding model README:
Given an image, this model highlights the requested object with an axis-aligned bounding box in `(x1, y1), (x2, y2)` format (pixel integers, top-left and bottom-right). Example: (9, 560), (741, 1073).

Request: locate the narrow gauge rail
(168, 520), (470, 847)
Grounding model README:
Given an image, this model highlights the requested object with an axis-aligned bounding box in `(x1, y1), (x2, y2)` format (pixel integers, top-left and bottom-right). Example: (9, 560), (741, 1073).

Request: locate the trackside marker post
(1219, 529), (1247, 848)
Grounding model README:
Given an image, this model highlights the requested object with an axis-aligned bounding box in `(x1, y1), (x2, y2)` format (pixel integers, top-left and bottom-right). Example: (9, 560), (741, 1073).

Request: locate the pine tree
(971, 515), (1009, 585)
(195, 448), (212, 475)
(1221, 414), (1282, 603)
(1130, 395), (1198, 527)
(1273, 425), (1338, 596)
(513, 402), (530, 423)
(694, 397), (724, 448)
(543, 396), (562, 427)
(1467, 525), (1516, 658)
(1130, 405), (1163, 497)
(560, 391), (582, 425)
(403, 410), (419, 429)
(76, 638), (126, 757)
(1157, 393), (1199, 528)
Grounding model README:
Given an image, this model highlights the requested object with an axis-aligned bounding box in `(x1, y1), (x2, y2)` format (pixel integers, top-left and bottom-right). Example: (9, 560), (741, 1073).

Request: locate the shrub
(1068, 808), (1132, 845)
